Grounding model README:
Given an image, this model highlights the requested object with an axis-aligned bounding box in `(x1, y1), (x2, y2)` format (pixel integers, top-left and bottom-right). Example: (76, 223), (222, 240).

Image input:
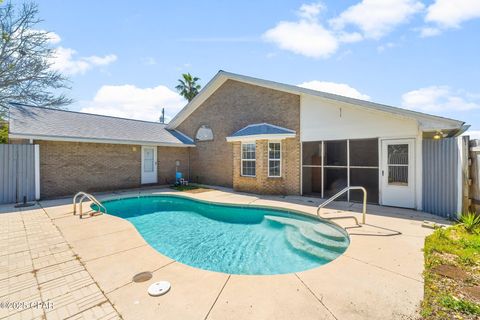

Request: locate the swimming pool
(95, 195), (349, 275)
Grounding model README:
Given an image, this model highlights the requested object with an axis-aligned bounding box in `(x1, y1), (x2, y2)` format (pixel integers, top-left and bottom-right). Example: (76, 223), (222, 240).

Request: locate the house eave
(8, 133), (195, 147)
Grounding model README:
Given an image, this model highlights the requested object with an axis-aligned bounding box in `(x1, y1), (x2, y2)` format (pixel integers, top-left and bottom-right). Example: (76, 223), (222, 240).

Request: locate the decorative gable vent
(196, 125), (214, 141)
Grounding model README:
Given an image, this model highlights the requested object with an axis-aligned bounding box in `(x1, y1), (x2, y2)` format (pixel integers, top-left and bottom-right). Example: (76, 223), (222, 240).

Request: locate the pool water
(96, 195), (349, 275)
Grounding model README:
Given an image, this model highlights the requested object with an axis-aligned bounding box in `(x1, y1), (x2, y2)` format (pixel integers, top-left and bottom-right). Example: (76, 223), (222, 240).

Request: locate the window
(195, 125), (213, 141)
(268, 142), (281, 177)
(241, 143), (256, 177)
(387, 144), (408, 186)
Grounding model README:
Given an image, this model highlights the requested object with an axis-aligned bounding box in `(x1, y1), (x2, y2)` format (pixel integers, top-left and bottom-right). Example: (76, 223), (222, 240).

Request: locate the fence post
(461, 136), (471, 215)
(469, 139), (480, 214)
(35, 144), (40, 200)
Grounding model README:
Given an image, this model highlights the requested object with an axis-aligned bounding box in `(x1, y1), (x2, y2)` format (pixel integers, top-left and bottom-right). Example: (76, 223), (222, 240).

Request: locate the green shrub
(460, 212), (480, 234)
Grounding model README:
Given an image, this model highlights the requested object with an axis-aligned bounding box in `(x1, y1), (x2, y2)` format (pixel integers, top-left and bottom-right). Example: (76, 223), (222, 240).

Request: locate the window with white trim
(268, 142), (281, 177)
(241, 143), (256, 177)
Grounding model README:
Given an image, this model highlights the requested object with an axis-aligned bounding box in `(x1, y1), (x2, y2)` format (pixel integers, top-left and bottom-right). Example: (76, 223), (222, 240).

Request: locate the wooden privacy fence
(0, 144), (39, 204)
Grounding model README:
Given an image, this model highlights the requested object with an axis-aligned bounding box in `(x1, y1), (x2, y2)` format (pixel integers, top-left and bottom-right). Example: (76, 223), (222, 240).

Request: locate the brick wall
(176, 79), (301, 194)
(37, 140), (191, 198)
(232, 139), (300, 195)
(37, 140), (141, 198)
(157, 146), (189, 185)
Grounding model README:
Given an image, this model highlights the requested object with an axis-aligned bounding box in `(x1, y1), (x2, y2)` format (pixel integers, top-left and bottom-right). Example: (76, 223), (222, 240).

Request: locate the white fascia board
(9, 133), (195, 147)
(226, 133), (296, 142)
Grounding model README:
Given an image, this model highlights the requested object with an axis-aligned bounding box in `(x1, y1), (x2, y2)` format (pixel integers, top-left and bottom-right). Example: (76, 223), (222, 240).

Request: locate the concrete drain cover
(132, 271), (152, 283)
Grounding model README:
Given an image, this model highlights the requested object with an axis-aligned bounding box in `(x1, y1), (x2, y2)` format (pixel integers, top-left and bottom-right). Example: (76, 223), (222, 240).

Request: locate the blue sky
(27, 0), (480, 135)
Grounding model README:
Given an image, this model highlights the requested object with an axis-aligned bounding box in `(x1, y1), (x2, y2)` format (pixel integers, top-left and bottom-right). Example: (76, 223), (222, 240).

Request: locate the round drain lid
(148, 281), (171, 296)
(132, 272), (152, 283)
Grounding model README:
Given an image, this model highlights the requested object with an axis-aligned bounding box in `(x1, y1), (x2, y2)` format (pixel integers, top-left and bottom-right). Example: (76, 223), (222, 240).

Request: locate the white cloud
(330, 0), (424, 39)
(297, 2), (324, 21)
(80, 84), (185, 122)
(39, 30), (61, 44)
(50, 47), (117, 75)
(401, 86), (480, 113)
(298, 80), (371, 100)
(263, 20), (338, 58)
(425, 0), (480, 28)
(263, 1), (422, 58)
(262, 3), (338, 58)
(377, 42), (397, 52)
(419, 27), (442, 37)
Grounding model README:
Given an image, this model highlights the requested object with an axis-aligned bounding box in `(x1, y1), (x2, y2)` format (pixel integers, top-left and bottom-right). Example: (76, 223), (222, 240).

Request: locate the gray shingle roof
(230, 123), (295, 137)
(8, 104), (194, 146)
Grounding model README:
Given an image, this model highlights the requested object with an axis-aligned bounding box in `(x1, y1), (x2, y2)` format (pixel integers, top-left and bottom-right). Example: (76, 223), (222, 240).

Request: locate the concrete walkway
(0, 187), (449, 319)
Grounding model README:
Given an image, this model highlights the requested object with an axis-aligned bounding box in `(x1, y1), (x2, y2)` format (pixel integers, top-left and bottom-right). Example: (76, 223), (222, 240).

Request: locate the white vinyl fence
(0, 144), (40, 204)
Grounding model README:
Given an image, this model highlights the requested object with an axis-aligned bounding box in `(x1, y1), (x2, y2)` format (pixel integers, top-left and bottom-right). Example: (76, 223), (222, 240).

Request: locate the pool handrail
(73, 191), (107, 218)
(316, 186), (367, 225)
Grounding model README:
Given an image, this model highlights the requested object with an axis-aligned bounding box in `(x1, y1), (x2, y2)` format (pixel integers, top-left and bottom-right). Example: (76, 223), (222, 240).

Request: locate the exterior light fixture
(433, 131), (443, 140)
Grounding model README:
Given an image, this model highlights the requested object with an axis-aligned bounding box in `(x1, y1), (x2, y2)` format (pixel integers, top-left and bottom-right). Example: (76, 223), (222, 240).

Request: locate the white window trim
(268, 141), (282, 178)
(241, 142), (256, 177)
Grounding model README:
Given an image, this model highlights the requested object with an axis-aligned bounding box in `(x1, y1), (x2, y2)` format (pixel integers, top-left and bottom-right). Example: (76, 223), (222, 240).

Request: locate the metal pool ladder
(73, 192), (107, 219)
(316, 186), (367, 225)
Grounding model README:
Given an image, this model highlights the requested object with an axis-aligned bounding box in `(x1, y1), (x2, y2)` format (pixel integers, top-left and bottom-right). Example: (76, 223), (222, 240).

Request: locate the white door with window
(141, 146), (157, 184)
(380, 139), (415, 208)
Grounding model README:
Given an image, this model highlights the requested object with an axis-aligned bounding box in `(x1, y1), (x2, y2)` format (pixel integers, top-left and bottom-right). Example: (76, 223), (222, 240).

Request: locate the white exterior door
(380, 139), (415, 208)
(141, 146), (157, 184)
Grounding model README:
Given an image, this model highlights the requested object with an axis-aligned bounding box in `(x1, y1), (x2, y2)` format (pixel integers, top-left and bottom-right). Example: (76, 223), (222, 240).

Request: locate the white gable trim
(166, 71), (464, 131)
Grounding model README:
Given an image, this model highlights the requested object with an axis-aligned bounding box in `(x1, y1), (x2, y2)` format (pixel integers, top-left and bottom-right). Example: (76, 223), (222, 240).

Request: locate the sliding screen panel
(349, 139), (379, 167)
(324, 168), (347, 199)
(302, 166), (322, 196)
(325, 140), (347, 166)
(302, 142), (322, 166)
(350, 168), (379, 203)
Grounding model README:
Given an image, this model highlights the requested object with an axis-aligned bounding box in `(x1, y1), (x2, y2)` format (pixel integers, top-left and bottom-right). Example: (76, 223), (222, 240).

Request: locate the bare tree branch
(0, 1), (72, 118)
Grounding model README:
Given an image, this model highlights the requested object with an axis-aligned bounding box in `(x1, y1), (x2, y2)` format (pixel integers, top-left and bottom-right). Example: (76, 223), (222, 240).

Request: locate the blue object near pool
(93, 195), (349, 275)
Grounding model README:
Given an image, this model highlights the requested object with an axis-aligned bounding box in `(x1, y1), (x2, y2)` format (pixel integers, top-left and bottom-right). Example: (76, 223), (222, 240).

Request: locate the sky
(18, 0), (480, 136)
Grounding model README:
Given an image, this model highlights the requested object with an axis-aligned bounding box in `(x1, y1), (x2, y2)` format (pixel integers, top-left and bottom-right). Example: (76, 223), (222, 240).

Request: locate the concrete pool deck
(0, 187), (450, 320)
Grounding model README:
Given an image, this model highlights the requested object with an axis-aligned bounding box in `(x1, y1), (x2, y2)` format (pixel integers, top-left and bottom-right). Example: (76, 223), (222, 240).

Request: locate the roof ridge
(8, 102), (167, 126)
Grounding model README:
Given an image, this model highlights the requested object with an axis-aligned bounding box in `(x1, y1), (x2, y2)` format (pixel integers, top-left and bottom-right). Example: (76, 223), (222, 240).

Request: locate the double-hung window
(241, 143), (256, 177)
(268, 142), (281, 177)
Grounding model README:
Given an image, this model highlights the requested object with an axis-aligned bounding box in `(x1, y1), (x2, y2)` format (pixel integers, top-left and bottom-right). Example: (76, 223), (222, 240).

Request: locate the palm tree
(176, 73), (201, 102)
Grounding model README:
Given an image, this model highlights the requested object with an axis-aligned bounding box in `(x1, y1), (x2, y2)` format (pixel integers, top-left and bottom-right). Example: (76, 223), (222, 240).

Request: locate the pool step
(264, 215), (346, 241)
(285, 227), (339, 261)
(298, 226), (348, 252)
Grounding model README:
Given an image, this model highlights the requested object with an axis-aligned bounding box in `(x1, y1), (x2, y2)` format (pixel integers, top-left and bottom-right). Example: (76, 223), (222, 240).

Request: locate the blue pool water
(95, 195), (349, 275)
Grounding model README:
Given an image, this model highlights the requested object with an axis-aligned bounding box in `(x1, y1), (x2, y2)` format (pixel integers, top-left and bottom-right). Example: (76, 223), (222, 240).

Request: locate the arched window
(195, 125), (214, 141)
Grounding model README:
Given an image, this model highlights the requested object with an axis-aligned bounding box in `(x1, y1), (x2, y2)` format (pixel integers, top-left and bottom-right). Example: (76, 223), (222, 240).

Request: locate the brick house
(8, 71), (468, 215)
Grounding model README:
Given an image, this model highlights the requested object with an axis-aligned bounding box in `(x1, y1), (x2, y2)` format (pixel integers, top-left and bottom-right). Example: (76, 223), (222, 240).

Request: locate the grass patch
(422, 224), (480, 319)
(170, 184), (200, 191)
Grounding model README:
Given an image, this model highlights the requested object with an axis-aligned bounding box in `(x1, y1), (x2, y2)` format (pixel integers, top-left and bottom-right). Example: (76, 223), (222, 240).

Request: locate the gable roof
(8, 104), (194, 147)
(166, 70), (465, 132)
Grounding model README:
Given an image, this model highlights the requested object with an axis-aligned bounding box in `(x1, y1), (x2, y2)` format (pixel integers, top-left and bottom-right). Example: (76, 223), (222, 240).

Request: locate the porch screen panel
(302, 138), (379, 204)
(349, 138), (379, 203)
(324, 168), (347, 199)
(350, 168), (379, 203)
(302, 166), (322, 195)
